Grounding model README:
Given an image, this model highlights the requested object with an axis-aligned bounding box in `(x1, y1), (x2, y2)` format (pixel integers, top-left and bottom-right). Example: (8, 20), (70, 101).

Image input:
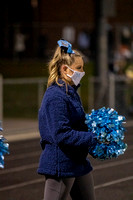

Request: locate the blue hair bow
(57, 39), (75, 54)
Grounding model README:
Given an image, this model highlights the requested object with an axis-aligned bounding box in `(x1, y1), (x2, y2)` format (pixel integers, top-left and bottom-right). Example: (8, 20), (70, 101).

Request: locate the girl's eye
(77, 66), (82, 69)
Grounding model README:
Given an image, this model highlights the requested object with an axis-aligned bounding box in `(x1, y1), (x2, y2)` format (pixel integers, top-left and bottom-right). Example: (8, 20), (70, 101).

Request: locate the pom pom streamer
(85, 107), (127, 160)
(0, 121), (9, 168)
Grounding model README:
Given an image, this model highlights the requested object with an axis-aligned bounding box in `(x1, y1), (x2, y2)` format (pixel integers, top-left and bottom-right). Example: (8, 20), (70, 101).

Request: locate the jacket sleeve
(40, 95), (95, 148)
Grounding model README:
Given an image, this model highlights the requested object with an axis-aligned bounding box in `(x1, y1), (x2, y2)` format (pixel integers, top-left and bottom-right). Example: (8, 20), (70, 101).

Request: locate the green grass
(3, 84), (39, 119)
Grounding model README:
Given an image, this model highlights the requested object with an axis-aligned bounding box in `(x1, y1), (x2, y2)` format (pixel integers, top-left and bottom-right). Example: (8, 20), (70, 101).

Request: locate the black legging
(43, 172), (96, 200)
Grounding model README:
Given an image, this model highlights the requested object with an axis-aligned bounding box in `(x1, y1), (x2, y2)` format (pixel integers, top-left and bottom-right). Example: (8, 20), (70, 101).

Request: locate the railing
(0, 74), (133, 120)
(3, 77), (48, 108)
(88, 74), (132, 117)
(1, 77), (47, 120)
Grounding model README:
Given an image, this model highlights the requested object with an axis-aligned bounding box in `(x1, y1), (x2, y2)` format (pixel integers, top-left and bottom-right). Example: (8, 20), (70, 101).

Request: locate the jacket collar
(54, 79), (80, 94)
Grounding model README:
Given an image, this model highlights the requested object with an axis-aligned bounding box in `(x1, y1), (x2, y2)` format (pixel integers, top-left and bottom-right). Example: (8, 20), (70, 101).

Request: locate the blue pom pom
(85, 107), (127, 160)
(0, 121), (9, 168)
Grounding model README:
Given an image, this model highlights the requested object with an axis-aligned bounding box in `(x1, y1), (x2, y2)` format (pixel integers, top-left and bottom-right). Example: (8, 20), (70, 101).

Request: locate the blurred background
(0, 1), (133, 200)
(0, 0), (133, 121)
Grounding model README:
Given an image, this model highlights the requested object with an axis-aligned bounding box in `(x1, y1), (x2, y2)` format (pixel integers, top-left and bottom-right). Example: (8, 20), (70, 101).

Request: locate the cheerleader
(37, 39), (96, 200)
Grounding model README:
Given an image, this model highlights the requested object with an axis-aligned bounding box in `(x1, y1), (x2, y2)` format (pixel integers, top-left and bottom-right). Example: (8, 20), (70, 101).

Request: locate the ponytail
(47, 47), (62, 87)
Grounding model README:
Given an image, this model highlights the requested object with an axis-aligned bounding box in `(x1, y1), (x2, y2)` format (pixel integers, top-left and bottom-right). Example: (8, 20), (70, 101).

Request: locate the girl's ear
(61, 65), (68, 74)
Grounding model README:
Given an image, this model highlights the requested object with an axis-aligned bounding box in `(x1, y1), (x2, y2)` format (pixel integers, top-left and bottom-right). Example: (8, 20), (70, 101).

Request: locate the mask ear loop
(65, 65), (74, 74)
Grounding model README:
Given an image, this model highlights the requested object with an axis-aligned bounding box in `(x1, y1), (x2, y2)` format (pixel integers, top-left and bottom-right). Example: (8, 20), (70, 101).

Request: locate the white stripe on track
(1, 157), (133, 175)
(94, 158), (133, 170)
(6, 131), (40, 142)
(6, 144), (133, 161)
(6, 151), (40, 161)
(0, 163), (38, 175)
(6, 144), (133, 162)
(4, 144), (132, 163)
(0, 178), (44, 192)
(94, 176), (133, 189)
(0, 176), (133, 192)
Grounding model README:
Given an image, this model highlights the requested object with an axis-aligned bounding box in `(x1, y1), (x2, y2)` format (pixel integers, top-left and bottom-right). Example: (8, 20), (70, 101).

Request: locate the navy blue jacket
(37, 79), (94, 177)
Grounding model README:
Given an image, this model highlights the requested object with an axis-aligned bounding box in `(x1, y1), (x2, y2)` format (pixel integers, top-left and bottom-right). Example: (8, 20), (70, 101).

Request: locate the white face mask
(66, 65), (85, 86)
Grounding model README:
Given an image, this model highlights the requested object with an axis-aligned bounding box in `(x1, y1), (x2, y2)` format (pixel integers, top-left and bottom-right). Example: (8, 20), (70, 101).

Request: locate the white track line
(6, 131), (40, 142)
(1, 157), (133, 175)
(0, 176), (133, 192)
(7, 145), (133, 161)
(0, 163), (38, 175)
(0, 178), (44, 192)
(94, 158), (133, 170)
(6, 151), (40, 161)
(94, 176), (133, 189)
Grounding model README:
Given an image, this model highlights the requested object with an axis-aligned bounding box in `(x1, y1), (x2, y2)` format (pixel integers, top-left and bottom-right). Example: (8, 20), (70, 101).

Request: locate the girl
(37, 39), (96, 200)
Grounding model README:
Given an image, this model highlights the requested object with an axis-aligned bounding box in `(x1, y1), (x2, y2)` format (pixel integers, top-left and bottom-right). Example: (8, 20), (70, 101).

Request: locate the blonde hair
(47, 46), (82, 87)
